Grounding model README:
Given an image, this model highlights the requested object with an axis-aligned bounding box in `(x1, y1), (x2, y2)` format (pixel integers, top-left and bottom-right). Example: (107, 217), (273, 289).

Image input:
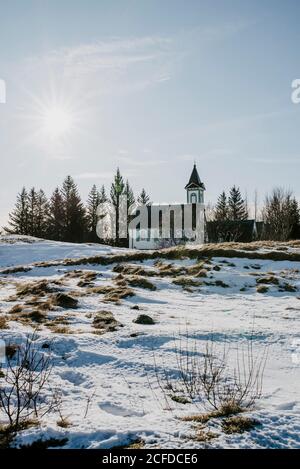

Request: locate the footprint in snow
(99, 401), (144, 417)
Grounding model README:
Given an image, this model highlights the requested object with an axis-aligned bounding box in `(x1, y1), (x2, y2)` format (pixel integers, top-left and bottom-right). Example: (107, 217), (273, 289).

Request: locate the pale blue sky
(0, 0), (300, 225)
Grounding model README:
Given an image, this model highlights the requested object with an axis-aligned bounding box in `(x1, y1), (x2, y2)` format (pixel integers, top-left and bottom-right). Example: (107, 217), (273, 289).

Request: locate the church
(129, 164), (206, 249)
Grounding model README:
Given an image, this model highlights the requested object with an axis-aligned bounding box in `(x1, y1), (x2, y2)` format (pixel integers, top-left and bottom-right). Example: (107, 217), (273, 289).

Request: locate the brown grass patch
(172, 277), (202, 288)
(257, 285), (269, 293)
(256, 276), (279, 285)
(92, 310), (121, 332)
(0, 316), (8, 329)
(222, 415), (259, 434)
(126, 276), (156, 290)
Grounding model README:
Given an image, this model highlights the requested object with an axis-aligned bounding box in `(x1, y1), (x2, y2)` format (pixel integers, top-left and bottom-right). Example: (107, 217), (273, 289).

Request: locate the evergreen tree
(110, 168), (125, 242)
(137, 188), (150, 205)
(124, 180), (135, 211)
(99, 185), (108, 203)
(61, 176), (87, 242)
(28, 187), (38, 236)
(48, 187), (65, 241)
(228, 186), (248, 220)
(214, 191), (228, 221)
(6, 187), (29, 235)
(35, 189), (49, 238)
(86, 184), (101, 240)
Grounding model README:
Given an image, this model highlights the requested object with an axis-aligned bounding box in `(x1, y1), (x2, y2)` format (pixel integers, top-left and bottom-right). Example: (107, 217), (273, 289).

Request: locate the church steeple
(185, 164), (205, 203)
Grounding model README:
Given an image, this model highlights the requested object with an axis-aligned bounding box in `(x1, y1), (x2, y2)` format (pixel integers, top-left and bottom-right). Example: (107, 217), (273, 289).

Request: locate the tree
(48, 188), (65, 241)
(5, 187), (29, 235)
(214, 191), (228, 221)
(99, 185), (108, 204)
(28, 188), (38, 236)
(35, 189), (49, 238)
(110, 168), (125, 242)
(61, 176), (87, 242)
(228, 186), (248, 221)
(263, 188), (300, 241)
(137, 188), (150, 206)
(86, 184), (101, 241)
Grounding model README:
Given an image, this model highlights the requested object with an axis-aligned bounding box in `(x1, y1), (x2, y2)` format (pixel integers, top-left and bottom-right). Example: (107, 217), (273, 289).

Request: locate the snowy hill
(0, 236), (299, 448)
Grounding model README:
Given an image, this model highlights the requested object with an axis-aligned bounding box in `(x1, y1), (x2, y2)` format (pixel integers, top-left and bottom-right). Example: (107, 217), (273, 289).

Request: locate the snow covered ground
(0, 236), (299, 448)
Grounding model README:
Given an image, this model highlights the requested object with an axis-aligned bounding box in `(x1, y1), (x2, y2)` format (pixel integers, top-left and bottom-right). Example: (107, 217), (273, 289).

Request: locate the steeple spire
(185, 163), (205, 203)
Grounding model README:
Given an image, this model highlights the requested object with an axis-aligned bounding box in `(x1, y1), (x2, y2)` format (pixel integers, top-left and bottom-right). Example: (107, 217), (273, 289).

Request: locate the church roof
(185, 164), (205, 190)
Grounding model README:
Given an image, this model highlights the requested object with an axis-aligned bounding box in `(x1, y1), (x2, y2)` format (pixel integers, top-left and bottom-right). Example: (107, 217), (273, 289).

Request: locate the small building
(129, 164), (206, 249)
(206, 219), (258, 243)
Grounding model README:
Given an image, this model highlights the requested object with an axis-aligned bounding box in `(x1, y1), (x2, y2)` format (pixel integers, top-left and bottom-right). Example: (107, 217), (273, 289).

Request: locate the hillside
(0, 236), (299, 448)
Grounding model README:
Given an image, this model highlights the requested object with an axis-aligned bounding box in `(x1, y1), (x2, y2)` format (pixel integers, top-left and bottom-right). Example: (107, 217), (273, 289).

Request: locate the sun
(41, 106), (73, 137)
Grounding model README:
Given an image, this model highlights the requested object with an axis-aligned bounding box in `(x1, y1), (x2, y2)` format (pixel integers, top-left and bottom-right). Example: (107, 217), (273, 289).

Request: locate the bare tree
(262, 187), (300, 241)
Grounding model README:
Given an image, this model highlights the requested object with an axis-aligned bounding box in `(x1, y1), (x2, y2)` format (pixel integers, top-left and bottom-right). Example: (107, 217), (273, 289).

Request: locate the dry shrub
(0, 333), (59, 432)
(155, 334), (267, 417)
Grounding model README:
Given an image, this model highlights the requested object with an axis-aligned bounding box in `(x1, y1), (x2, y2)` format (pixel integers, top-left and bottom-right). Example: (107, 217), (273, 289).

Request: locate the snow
(0, 236), (299, 448)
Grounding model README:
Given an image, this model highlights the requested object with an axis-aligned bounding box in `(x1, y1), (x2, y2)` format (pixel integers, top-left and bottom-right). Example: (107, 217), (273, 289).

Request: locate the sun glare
(42, 106), (73, 137)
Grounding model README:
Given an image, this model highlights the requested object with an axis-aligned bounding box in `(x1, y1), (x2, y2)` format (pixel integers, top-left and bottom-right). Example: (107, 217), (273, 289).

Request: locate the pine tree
(61, 176), (87, 242)
(48, 187), (65, 241)
(110, 168), (125, 242)
(99, 185), (108, 203)
(124, 180), (135, 211)
(6, 187), (29, 235)
(137, 188), (150, 205)
(214, 191), (228, 221)
(35, 189), (49, 238)
(86, 184), (101, 240)
(228, 186), (248, 220)
(28, 187), (38, 236)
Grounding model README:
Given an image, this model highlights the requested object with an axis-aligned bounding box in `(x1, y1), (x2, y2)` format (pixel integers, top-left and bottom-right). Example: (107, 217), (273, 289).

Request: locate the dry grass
(256, 276), (279, 285)
(193, 429), (218, 442)
(182, 403), (243, 425)
(222, 415), (259, 434)
(52, 293), (78, 308)
(15, 280), (55, 298)
(0, 316), (8, 329)
(92, 310), (121, 332)
(172, 277), (202, 288)
(49, 325), (71, 334)
(126, 276), (156, 290)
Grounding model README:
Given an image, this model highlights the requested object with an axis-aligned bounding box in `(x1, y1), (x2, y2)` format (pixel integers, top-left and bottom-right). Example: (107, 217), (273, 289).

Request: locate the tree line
(210, 185), (300, 242)
(5, 169), (150, 245)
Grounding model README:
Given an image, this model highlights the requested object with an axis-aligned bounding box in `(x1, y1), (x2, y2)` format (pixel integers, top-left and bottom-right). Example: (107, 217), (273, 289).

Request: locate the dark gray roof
(185, 164), (205, 190)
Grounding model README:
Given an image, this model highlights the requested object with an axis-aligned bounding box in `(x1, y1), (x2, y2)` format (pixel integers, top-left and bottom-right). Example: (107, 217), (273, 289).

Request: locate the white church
(129, 164), (206, 249)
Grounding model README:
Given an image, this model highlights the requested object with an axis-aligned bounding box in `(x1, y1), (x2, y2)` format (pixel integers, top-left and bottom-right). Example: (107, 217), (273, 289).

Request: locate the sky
(1, 0), (300, 226)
